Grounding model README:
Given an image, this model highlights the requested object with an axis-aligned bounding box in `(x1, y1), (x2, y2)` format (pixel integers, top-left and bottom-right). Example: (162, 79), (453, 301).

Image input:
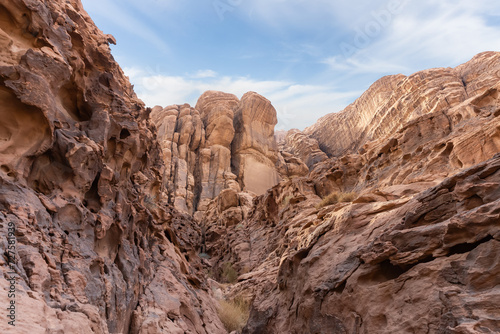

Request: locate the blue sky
(81, 0), (500, 130)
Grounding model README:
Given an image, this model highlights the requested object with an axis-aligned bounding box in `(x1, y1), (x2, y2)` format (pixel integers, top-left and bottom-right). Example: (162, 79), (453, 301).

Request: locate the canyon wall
(0, 1), (225, 333)
(304, 52), (500, 158)
(151, 90), (293, 219)
(1, 0), (500, 333)
(201, 52), (500, 333)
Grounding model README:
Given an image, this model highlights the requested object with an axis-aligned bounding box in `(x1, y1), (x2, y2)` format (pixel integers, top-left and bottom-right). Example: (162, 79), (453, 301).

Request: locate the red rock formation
(152, 90), (284, 220)
(282, 129), (328, 168)
(232, 92), (281, 195)
(305, 52), (500, 158)
(150, 103), (206, 214)
(1, 0), (500, 333)
(0, 1), (225, 333)
(200, 53), (500, 334)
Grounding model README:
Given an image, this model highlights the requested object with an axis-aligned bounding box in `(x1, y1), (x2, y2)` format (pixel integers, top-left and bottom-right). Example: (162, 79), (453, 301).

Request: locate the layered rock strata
(201, 52), (500, 334)
(305, 52), (500, 158)
(282, 129), (328, 168)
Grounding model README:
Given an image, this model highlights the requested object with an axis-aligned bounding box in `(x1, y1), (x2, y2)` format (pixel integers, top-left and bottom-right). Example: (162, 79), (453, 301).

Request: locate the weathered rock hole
(463, 195), (484, 211)
(447, 235), (493, 256)
(140, 153), (148, 169)
(451, 156), (464, 169)
(120, 162), (131, 180)
(359, 260), (408, 284)
(119, 128), (131, 139)
(59, 82), (92, 122)
(440, 142), (454, 157)
(165, 229), (174, 243)
(83, 174), (101, 213)
(333, 280), (346, 294)
(0, 86), (52, 163)
(98, 72), (112, 88)
(433, 143), (446, 152)
(69, 31), (84, 52)
(28, 153), (73, 195)
(378, 260), (407, 280)
(106, 137), (116, 158)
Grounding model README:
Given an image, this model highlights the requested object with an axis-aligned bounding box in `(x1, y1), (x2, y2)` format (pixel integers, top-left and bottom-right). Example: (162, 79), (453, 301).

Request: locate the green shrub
(217, 295), (250, 332)
(221, 262), (238, 284)
(316, 191), (357, 209)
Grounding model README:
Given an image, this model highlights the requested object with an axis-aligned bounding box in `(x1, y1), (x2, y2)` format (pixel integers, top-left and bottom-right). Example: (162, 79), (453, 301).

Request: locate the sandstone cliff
(304, 52), (500, 158)
(1, 0), (500, 333)
(200, 53), (500, 333)
(0, 1), (225, 333)
(151, 90), (285, 220)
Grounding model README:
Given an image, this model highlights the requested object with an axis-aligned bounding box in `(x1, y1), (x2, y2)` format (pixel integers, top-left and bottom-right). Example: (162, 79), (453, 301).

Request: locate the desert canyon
(0, 0), (499, 333)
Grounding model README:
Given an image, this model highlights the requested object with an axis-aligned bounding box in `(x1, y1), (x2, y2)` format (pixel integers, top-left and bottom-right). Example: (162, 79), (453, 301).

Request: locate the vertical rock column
(195, 91), (241, 215)
(151, 104), (204, 214)
(231, 92), (281, 195)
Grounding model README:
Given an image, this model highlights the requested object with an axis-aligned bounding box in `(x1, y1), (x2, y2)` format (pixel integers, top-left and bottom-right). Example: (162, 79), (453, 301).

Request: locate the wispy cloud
(323, 56), (409, 74)
(83, 0), (500, 131)
(190, 70), (218, 79)
(82, 0), (169, 52)
(322, 0), (500, 75)
(124, 67), (360, 129)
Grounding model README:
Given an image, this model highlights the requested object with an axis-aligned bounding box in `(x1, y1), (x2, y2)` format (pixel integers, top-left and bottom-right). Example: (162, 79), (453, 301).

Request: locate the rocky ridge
(151, 90), (307, 219)
(0, 0), (499, 333)
(0, 0), (225, 333)
(200, 52), (500, 333)
(304, 52), (500, 158)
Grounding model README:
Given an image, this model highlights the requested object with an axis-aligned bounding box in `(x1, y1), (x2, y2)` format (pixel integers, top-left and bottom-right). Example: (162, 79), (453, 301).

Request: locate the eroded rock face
(239, 155), (500, 334)
(152, 90), (284, 217)
(305, 52), (500, 157)
(151, 91), (242, 218)
(199, 53), (500, 334)
(283, 129), (328, 168)
(0, 1), (225, 333)
(232, 92), (281, 195)
(150, 104), (205, 214)
(196, 91), (241, 211)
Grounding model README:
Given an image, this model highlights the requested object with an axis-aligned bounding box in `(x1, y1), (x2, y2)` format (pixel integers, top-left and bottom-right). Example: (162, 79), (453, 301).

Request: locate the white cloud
(190, 70), (218, 79)
(123, 67), (360, 129)
(322, 56), (409, 74)
(85, 0), (500, 131)
(322, 0), (500, 75)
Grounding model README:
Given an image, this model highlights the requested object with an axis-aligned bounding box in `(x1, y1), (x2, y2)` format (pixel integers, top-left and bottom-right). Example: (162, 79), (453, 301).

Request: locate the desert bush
(316, 191), (357, 209)
(144, 195), (158, 210)
(282, 195), (293, 206)
(221, 262), (238, 283)
(217, 295), (250, 332)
